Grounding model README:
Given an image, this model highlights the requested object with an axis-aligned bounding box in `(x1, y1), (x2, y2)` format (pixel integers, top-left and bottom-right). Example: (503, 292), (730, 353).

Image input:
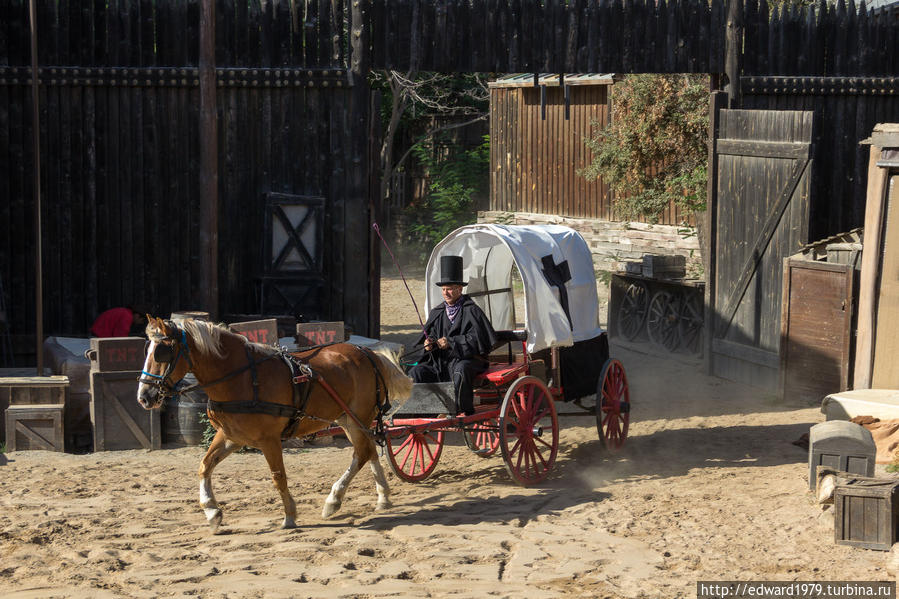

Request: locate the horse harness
(142, 325), (392, 442)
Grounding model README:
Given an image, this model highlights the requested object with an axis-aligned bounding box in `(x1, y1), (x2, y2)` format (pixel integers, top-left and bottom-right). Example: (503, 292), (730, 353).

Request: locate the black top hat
(436, 255), (468, 287)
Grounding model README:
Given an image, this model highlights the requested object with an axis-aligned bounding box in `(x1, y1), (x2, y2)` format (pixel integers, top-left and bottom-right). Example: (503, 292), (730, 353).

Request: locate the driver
(408, 255), (497, 416)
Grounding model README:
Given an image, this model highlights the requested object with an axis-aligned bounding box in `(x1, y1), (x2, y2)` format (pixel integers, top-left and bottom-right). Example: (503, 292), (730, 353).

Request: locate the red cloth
(90, 307), (134, 337)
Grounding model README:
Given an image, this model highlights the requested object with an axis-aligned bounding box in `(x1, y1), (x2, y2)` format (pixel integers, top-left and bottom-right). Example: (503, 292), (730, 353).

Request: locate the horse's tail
(370, 346), (414, 407)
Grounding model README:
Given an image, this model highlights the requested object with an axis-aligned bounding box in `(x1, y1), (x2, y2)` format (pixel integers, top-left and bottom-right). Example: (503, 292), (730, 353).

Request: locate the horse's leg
(368, 455), (392, 512)
(198, 428), (239, 533)
(322, 417), (376, 518)
(258, 437), (298, 529)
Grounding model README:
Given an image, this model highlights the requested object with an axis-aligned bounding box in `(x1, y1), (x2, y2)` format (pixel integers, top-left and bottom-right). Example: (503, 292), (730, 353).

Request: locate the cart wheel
(463, 419), (500, 458)
(384, 426), (444, 483)
(677, 289), (703, 356)
(646, 290), (680, 351)
(617, 282), (650, 340)
(596, 358), (630, 451)
(499, 376), (559, 486)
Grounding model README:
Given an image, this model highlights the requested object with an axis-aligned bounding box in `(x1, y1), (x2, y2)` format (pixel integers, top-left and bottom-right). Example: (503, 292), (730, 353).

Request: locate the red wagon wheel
(464, 419), (500, 458)
(384, 425), (444, 483)
(596, 358), (630, 451)
(499, 376), (559, 486)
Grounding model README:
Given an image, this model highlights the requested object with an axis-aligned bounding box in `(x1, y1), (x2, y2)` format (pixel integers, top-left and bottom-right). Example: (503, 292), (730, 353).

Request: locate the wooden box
(5, 404), (65, 452)
(641, 254), (685, 279)
(230, 318), (279, 346)
(808, 421), (875, 490)
(0, 375), (68, 444)
(87, 337), (147, 372)
(834, 480), (899, 550)
(296, 321), (346, 347)
(90, 370), (160, 451)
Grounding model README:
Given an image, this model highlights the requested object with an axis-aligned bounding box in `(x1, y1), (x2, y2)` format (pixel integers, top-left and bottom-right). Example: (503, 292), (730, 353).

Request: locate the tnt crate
(0, 375), (68, 444)
(229, 318), (279, 346)
(90, 370), (160, 451)
(833, 480), (899, 550)
(296, 322), (346, 347)
(5, 404), (65, 451)
(87, 337), (147, 372)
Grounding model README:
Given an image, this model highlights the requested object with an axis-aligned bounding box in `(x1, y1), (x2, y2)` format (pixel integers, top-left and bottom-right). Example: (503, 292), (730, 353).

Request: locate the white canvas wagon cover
(424, 224), (602, 353)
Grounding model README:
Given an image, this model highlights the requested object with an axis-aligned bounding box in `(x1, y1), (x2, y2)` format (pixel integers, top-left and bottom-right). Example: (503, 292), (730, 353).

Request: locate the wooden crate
(641, 254), (685, 279)
(0, 375), (69, 444)
(296, 321), (346, 347)
(834, 480), (899, 551)
(90, 370), (160, 451)
(229, 318), (279, 346)
(5, 404), (64, 452)
(87, 337), (147, 372)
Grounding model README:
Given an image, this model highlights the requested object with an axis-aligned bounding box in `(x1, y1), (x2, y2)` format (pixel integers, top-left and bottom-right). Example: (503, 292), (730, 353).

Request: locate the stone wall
(478, 211), (704, 277)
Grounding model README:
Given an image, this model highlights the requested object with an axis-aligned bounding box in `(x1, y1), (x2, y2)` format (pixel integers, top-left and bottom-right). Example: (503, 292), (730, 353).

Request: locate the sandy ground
(1, 272), (894, 598)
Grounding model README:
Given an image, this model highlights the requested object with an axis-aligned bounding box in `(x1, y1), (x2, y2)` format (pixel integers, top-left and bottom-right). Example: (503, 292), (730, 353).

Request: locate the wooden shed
(488, 73), (692, 227)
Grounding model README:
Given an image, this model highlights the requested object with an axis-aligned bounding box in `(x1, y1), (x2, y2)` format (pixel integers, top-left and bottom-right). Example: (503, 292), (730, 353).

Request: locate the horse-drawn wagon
(135, 223), (630, 530)
(384, 224), (631, 486)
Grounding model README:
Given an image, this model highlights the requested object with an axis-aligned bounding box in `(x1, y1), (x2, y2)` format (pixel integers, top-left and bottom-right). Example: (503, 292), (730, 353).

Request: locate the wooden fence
(367, 0), (898, 77)
(0, 0), (365, 353)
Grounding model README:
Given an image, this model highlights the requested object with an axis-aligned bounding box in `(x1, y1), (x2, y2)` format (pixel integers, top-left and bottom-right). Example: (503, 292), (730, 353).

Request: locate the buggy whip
(372, 222), (430, 344)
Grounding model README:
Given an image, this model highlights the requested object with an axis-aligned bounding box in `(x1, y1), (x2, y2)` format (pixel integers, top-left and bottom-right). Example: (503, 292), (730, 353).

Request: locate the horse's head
(137, 316), (194, 410)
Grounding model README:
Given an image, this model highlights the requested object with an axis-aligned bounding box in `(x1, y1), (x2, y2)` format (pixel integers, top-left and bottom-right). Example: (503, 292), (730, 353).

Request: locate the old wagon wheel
(677, 289), (703, 356)
(617, 281), (650, 340)
(596, 358), (630, 451)
(499, 376), (559, 486)
(463, 419), (500, 458)
(384, 425), (444, 483)
(646, 290), (680, 351)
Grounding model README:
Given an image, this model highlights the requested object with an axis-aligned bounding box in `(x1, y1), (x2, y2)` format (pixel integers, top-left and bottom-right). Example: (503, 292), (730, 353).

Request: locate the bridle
(139, 323), (194, 397)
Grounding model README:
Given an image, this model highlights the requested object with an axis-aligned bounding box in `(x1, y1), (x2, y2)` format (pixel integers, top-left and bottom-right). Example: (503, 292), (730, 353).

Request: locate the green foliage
(581, 74), (709, 223)
(199, 412), (216, 450)
(404, 134), (490, 251)
(0, 441), (5, 454)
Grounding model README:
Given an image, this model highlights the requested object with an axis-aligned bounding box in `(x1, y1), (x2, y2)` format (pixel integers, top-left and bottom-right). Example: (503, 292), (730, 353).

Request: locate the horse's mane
(178, 319), (279, 359)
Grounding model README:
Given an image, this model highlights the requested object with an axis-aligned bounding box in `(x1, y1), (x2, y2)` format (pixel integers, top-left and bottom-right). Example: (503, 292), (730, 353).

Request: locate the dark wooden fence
(0, 0), (364, 356)
(367, 0), (898, 76)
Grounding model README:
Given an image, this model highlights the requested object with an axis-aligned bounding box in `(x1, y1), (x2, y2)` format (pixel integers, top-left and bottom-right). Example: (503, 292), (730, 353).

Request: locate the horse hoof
(207, 509), (223, 533)
(281, 517), (297, 529)
(376, 499), (392, 511)
(322, 500), (340, 519)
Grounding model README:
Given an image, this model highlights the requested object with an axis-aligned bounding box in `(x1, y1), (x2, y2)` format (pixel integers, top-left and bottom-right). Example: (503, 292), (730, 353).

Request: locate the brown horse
(136, 316), (412, 531)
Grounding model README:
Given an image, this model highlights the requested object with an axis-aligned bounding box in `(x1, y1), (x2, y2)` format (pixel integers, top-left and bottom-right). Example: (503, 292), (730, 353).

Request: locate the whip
(372, 222), (430, 342)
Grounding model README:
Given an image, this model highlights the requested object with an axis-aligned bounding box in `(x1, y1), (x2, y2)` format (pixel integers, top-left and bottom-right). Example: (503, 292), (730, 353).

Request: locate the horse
(136, 316), (413, 532)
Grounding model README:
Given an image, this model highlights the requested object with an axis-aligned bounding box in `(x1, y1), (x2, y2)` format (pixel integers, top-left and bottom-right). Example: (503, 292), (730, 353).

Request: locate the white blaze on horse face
(137, 339), (160, 408)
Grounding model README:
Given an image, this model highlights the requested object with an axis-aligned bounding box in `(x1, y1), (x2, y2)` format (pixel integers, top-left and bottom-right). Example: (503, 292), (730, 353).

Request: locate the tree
(580, 74), (709, 224)
(372, 71), (490, 251)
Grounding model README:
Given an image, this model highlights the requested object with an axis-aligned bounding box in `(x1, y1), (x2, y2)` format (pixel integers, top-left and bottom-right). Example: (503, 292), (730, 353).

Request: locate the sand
(0, 272), (893, 598)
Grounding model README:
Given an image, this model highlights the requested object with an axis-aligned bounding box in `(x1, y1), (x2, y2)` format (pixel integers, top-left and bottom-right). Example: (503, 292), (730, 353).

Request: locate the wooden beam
(725, 0), (743, 108)
(199, 0), (219, 319)
(716, 139), (810, 159)
(853, 145), (890, 389)
(704, 92), (727, 375)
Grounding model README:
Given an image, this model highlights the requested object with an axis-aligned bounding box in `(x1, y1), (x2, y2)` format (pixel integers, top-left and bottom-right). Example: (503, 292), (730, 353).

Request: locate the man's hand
(436, 337), (449, 350)
(424, 338), (435, 352)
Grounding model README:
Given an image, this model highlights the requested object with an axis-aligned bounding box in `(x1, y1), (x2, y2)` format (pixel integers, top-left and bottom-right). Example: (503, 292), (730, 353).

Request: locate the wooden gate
(706, 109), (814, 390)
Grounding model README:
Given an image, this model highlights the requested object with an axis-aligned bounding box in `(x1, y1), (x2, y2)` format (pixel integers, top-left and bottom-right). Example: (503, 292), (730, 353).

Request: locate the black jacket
(417, 295), (498, 364)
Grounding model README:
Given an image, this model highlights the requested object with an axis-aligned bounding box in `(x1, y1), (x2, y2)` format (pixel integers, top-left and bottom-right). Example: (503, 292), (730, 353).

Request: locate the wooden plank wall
(368, 0), (897, 76)
(0, 0), (361, 354)
(490, 83), (691, 226)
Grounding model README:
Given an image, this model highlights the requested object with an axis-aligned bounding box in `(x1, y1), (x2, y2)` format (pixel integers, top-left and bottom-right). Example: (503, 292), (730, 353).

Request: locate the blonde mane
(178, 319), (280, 359)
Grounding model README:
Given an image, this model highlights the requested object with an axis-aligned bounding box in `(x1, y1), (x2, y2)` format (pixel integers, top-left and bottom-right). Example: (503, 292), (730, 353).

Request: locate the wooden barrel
(163, 375), (209, 446)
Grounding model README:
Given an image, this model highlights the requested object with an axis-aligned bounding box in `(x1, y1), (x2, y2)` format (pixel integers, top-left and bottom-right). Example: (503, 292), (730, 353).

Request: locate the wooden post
(199, 0), (219, 319)
(350, 0), (373, 336)
(854, 142), (892, 389)
(725, 0), (743, 108)
(28, 0), (43, 376)
(704, 92), (727, 374)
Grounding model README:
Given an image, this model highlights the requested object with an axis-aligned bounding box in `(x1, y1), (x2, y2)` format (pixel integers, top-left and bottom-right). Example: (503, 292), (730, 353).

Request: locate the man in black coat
(409, 255), (498, 415)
